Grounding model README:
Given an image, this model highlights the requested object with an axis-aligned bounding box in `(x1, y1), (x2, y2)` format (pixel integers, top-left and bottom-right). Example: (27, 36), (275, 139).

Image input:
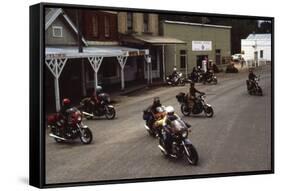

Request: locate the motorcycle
(143, 106), (166, 137)
(188, 70), (204, 83)
(202, 72), (218, 85)
(246, 77), (263, 96)
(47, 107), (93, 144)
(80, 93), (116, 120)
(166, 72), (186, 86)
(158, 118), (198, 165)
(176, 92), (214, 117)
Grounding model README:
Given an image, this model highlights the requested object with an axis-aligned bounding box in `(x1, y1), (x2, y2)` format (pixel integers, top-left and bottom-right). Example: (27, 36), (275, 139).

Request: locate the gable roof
(45, 8), (88, 46)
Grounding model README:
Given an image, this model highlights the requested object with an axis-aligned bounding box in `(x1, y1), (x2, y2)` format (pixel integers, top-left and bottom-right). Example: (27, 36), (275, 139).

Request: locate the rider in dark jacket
(248, 69), (257, 90)
(145, 97), (162, 128)
(248, 69), (257, 81)
(189, 82), (205, 109)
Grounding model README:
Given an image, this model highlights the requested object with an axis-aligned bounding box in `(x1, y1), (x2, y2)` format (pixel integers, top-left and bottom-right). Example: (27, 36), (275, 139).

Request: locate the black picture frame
(30, 2), (274, 188)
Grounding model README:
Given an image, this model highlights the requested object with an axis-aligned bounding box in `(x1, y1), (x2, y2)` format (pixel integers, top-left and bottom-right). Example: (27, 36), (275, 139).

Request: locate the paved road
(46, 65), (272, 184)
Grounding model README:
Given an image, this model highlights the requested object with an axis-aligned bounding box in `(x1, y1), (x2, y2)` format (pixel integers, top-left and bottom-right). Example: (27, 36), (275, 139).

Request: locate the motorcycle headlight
(179, 73), (182, 77)
(182, 131), (188, 138)
(77, 116), (82, 121)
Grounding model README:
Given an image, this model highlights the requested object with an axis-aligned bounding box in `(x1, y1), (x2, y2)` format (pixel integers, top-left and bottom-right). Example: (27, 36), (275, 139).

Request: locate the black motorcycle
(202, 72), (218, 85)
(188, 70), (204, 83)
(158, 118), (198, 165)
(176, 92), (214, 117)
(166, 72), (186, 86)
(246, 77), (263, 96)
(47, 107), (93, 144)
(80, 93), (116, 120)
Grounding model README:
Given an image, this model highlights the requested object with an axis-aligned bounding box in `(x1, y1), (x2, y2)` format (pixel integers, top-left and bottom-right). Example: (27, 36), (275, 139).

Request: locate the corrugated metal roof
(164, 20), (232, 29)
(246, 34), (271, 40)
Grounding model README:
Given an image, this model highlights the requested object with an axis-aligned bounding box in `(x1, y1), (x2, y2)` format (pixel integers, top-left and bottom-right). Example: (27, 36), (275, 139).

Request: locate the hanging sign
(192, 41), (212, 51)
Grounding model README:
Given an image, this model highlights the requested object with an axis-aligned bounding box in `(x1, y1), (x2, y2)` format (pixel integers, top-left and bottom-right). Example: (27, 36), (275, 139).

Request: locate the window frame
(180, 49), (187, 69)
(52, 26), (63, 38)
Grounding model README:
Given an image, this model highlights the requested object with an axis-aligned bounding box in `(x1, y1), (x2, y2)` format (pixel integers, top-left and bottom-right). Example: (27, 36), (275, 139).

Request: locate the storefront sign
(45, 53), (66, 60)
(192, 41), (212, 51)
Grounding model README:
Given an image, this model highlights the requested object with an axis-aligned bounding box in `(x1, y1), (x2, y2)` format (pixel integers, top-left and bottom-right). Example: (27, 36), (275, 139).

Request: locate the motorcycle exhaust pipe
(144, 124), (150, 130)
(158, 145), (168, 155)
(82, 111), (94, 117)
(49, 133), (67, 141)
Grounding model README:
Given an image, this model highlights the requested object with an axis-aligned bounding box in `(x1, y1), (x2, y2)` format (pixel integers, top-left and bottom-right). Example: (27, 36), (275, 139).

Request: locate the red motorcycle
(47, 107), (93, 144)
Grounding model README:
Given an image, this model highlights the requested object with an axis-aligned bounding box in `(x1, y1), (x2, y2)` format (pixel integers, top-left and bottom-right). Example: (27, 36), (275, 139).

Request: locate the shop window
(143, 13), (149, 33)
(104, 15), (110, 38)
(260, 50), (264, 58)
(127, 12), (133, 32)
(92, 16), (98, 37)
(180, 50), (187, 68)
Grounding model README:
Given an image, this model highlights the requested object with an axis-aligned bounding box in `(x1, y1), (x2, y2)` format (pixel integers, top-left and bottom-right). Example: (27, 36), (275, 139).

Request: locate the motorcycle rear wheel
(181, 104), (191, 116)
(184, 144), (198, 165)
(80, 128), (93, 144)
(105, 107), (116, 120)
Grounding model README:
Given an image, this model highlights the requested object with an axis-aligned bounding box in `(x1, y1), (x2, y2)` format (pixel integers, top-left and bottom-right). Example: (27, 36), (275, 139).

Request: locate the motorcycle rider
(248, 69), (257, 90)
(145, 97), (163, 129)
(156, 106), (191, 156)
(203, 68), (213, 83)
(190, 67), (198, 82)
(58, 98), (72, 130)
(171, 67), (179, 81)
(90, 86), (103, 109)
(188, 82), (205, 109)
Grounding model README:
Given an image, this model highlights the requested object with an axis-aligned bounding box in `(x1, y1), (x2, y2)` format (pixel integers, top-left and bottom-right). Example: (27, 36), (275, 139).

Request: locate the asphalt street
(45, 65), (272, 184)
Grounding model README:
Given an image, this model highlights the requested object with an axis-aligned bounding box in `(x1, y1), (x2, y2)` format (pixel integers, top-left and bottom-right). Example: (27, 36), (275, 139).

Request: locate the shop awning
(121, 34), (186, 45)
(45, 46), (149, 60)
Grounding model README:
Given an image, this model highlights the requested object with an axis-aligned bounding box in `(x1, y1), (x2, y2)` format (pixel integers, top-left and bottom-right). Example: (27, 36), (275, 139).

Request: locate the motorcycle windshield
(66, 107), (78, 114)
(98, 93), (110, 101)
(170, 119), (187, 133)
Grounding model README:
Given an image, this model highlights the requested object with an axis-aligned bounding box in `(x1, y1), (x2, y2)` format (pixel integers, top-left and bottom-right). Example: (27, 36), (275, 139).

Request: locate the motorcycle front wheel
(205, 106), (214, 117)
(184, 144), (198, 165)
(181, 104), (191, 116)
(80, 128), (93, 144)
(258, 87), (263, 96)
(214, 78), (218, 84)
(105, 107), (116, 120)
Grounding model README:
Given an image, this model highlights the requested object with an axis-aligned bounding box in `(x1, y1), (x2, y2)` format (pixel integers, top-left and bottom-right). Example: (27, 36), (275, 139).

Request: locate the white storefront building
(241, 34), (271, 67)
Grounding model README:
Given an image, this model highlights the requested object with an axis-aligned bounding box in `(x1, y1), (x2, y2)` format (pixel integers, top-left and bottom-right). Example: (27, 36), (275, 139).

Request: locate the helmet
(156, 106), (164, 113)
(95, 86), (103, 94)
(153, 97), (161, 106)
(173, 67), (177, 71)
(165, 106), (175, 116)
(62, 98), (71, 106)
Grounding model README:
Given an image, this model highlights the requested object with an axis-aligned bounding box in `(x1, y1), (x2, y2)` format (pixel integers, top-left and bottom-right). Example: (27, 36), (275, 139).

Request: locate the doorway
(196, 55), (208, 68)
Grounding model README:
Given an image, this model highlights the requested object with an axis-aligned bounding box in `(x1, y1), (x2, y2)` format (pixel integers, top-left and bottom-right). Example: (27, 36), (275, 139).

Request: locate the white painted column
(45, 58), (68, 112)
(81, 59), (87, 96)
(117, 55), (128, 90)
(144, 55), (151, 85)
(88, 56), (104, 91)
(174, 44), (177, 68)
(162, 45), (165, 82)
